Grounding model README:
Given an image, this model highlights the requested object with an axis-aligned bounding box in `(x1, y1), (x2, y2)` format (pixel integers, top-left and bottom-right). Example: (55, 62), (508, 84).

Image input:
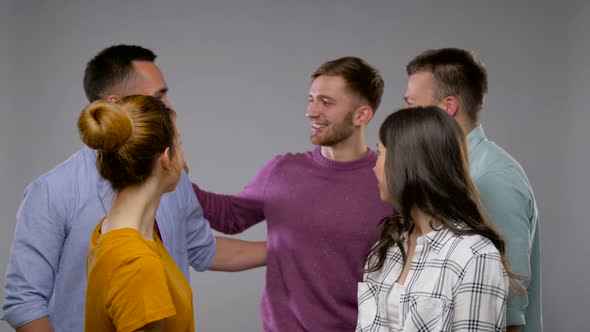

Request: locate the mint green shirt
(467, 125), (542, 331)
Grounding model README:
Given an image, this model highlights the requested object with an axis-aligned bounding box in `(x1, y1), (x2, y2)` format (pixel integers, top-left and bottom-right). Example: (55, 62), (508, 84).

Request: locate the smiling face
(306, 75), (360, 147)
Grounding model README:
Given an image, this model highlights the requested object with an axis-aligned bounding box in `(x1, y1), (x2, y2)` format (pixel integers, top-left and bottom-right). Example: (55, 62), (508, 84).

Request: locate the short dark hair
(83, 45), (157, 102)
(312, 56), (384, 113)
(406, 48), (488, 122)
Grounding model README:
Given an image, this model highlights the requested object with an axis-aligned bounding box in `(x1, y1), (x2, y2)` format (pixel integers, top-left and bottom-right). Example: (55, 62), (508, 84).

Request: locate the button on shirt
(356, 226), (509, 332)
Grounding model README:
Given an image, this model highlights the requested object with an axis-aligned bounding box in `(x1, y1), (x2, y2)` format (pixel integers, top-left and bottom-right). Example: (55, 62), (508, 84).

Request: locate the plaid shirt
(356, 226), (509, 332)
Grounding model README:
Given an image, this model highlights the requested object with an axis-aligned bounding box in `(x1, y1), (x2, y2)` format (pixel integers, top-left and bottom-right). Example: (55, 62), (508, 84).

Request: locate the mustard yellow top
(85, 219), (194, 332)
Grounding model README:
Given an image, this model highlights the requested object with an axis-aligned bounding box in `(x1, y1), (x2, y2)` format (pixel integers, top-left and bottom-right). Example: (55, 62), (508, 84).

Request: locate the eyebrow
(157, 87), (168, 95)
(309, 94), (335, 102)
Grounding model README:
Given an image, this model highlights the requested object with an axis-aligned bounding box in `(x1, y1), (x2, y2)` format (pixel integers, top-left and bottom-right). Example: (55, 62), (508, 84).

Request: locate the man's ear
(106, 94), (121, 103)
(439, 96), (459, 117)
(354, 105), (374, 126)
(159, 147), (172, 171)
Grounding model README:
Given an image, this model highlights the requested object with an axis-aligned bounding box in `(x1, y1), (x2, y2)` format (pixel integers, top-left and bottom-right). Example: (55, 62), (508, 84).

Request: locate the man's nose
(306, 102), (320, 118)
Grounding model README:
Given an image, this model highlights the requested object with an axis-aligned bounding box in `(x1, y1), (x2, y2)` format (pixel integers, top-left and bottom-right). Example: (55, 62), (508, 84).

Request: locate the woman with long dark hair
(356, 106), (513, 331)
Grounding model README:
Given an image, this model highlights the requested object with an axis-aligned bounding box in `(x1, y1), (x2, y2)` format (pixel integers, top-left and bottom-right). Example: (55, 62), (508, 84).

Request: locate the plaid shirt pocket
(404, 295), (449, 331)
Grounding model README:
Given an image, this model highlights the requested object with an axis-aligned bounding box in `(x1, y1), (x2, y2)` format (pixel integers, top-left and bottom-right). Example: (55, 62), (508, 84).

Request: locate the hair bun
(78, 100), (133, 151)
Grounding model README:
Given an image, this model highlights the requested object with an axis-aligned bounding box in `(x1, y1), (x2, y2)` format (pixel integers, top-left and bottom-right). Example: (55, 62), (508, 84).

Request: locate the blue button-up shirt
(468, 125), (542, 331)
(2, 147), (216, 331)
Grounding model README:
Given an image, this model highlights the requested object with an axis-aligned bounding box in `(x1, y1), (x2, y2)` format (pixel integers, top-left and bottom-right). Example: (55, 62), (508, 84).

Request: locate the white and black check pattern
(356, 226), (509, 332)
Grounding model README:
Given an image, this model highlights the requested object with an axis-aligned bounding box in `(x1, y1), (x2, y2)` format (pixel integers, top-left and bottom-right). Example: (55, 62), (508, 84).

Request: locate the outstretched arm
(192, 156), (282, 234)
(193, 184), (265, 234)
(209, 237), (266, 272)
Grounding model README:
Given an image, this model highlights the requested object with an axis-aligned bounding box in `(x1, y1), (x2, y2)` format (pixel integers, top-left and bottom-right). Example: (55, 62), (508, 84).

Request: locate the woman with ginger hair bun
(79, 95), (192, 332)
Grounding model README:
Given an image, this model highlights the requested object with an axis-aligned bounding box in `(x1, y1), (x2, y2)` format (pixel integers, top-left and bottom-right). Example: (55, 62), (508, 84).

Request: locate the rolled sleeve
(3, 179), (66, 328)
(475, 170), (534, 327)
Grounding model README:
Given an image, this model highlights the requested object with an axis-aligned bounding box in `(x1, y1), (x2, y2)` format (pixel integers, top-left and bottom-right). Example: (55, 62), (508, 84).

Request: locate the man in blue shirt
(402, 48), (541, 332)
(2, 45), (266, 332)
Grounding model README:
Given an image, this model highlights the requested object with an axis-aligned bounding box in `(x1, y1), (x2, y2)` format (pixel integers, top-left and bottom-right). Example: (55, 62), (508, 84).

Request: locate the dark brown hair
(83, 45), (157, 102)
(365, 106), (515, 284)
(312, 56), (384, 112)
(406, 48), (488, 122)
(78, 95), (176, 191)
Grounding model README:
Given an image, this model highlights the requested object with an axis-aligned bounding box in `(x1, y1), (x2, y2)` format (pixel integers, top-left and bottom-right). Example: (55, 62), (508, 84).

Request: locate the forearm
(209, 236), (267, 272)
(15, 317), (54, 332)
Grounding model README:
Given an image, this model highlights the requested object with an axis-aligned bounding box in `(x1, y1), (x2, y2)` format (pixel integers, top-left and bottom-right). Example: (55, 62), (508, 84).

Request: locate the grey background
(1, 1), (588, 331)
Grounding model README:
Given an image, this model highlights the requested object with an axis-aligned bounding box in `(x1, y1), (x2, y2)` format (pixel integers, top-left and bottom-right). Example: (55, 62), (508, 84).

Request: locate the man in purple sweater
(193, 57), (391, 331)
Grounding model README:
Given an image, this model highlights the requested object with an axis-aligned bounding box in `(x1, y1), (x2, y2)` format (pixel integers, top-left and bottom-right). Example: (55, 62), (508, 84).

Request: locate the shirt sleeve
(193, 156), (281, 234)
(2, 179), (66, 328)
(178, 173), (217, 272)
(106, 255), (176, 332)
(452, 253), (508, 331)
(475, 170), (534, 326)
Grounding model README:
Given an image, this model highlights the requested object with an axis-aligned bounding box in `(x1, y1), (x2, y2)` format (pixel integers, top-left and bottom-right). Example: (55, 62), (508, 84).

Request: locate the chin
(310, 135), (322, 146)
(164, 182), (180, 193)
(379, 192), (392, 203)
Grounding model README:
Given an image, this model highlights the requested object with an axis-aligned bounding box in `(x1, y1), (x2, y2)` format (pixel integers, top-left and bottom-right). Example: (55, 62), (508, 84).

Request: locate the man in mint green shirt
(402, 48), (541, 332)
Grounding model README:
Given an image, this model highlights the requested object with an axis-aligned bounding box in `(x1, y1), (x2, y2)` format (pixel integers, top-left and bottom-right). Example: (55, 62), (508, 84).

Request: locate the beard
(310, 110), (354, 146)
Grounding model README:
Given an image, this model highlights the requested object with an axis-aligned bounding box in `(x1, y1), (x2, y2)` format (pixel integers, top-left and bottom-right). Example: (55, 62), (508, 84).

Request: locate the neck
(456, 114), (478, 136)
(410, 206), (435, 237)
(320, 130), (367, 162)
(103, 178), (164, 240)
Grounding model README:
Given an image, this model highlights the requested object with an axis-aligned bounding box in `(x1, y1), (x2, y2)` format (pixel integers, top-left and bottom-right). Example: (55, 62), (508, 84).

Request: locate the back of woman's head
(78, 95), (176, 191)
(379, 106), (474, 219)
(366, 106), (507, 273)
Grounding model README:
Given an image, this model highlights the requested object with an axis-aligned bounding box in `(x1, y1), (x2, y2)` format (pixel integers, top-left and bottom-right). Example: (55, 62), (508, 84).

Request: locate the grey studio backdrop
(0, 1), (588, 331)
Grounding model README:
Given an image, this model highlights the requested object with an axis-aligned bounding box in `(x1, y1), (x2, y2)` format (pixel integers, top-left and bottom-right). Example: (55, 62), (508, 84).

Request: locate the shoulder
(443, 233), (502, 268)
(471, 139), (535, 199)
(254, 150), (313, 176)
(472, 139), (529, 183)
(20, 148), (98, 215)
(270, 151), (312, 165)
(27, 148), (98, 193)
(93, 232), (160, 272)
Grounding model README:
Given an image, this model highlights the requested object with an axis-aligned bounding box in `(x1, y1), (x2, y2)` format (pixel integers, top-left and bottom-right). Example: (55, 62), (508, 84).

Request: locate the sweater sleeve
(193, 156), (281, 234)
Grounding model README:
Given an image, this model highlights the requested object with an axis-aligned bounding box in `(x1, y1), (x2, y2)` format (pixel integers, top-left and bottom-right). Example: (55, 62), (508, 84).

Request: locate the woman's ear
(159, 147), (172, 171)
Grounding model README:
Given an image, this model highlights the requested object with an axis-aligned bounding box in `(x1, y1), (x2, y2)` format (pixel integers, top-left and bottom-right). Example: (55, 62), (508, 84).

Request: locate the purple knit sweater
(193, 147), (391, 331)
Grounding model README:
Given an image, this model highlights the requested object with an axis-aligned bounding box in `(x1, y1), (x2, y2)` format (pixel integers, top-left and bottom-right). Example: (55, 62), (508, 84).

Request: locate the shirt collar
(418, 224), (459, 254)
(86, 147), (115, 213)
(466, 124), (486, 153)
